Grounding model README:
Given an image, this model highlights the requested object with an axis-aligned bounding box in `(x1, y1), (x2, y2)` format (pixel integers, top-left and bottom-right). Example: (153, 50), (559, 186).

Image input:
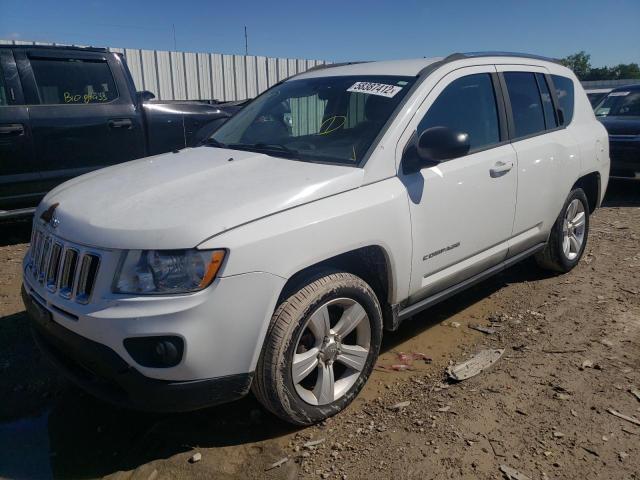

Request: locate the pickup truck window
(0, 64), (7, 105)
(416, 73), (500, 152)
(30, 57), (118, 105)
(209, 75), (416, 165)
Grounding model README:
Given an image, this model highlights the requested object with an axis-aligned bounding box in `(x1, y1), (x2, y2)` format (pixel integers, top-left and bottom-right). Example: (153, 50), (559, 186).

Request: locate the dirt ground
(0, 181), (638, 480)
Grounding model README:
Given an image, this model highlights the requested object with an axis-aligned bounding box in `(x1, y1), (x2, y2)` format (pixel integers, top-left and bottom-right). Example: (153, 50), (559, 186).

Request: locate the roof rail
(266, 51), (564, 84)
(301, 52), (561, 80)
(453, 51), (562, 64)
(0, 43), (109, 53)
(304, 61), (370, 73)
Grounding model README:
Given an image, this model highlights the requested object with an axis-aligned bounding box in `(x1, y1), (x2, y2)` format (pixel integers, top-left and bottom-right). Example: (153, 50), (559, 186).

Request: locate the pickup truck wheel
(535, 188), (590, 273)
(252, 272), (383, 425)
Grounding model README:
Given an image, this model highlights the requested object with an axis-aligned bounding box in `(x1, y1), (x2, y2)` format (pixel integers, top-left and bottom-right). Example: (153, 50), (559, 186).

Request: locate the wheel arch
(276, 245), (398, 331)
(572, 171), (601, 212)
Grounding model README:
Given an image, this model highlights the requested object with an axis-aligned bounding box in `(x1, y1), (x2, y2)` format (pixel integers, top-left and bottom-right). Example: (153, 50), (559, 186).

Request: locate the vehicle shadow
(0, 257), (552, 479)
(0, 177), (636, 477)
(4, 178), (637, 477)
(0, 218), (32, 247)
(2, 178), (637, 478)
(380, 256), (549, 352)
(602, 179), (640, 207)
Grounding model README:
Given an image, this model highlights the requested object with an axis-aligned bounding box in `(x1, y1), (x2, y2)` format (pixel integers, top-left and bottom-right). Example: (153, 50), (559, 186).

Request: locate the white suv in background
(22, 52), (609, 425)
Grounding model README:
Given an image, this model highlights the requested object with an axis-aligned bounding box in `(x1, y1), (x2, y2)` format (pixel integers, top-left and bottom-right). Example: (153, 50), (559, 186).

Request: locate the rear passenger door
(400, 66), (518, 301)
(0, 48), (38, 214)
(497, 66), (580, 256)
(15, 48), (145, 194)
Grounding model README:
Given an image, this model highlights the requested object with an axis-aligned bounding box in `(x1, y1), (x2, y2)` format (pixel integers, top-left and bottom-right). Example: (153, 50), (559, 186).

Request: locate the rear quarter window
(551, 75), (575, 125)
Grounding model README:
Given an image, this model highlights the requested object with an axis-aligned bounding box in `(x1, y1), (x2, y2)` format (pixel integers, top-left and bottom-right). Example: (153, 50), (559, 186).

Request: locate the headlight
(113, 249), (226, 294)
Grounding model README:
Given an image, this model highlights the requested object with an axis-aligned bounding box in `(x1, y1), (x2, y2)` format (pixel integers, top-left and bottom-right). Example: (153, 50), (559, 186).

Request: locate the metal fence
(0, 39), (329, 102)
(581, 79), (640, 89)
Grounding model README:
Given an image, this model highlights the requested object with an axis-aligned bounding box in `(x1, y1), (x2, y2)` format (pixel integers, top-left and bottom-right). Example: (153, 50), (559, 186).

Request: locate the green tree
(611, 63), (640, 79)
(560, 52), (640, 81)
(585, 67), (615, 81)
(560, 51), (591, 80)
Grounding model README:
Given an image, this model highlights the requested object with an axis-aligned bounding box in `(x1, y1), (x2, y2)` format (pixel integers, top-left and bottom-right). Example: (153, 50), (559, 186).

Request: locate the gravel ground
(0, 181), (638, 480)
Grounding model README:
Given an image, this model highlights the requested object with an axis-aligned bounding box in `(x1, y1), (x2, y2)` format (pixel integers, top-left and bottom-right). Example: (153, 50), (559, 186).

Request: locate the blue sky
(1, 0), (638, 66)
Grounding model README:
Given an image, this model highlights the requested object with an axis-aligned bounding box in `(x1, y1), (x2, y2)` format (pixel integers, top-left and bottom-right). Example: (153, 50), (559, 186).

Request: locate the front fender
(199, 177), (413, 304)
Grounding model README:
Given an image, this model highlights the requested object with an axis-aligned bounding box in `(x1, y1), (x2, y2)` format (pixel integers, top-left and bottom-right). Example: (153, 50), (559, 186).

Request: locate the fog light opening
(124, 336), (184, 368)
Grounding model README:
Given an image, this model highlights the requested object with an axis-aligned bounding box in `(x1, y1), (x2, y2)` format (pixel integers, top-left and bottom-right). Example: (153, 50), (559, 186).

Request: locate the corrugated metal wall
(0, 39), (328, 101)
(581, 79), (640, 89)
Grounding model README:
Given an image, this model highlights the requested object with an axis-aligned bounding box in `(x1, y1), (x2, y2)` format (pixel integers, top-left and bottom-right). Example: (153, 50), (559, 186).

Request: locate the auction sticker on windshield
(347, 82), (403, 98)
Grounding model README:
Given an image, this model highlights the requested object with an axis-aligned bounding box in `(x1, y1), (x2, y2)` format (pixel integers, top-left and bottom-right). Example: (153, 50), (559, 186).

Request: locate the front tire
(252, 272), (383, 425)
(535, 188), (590, 273)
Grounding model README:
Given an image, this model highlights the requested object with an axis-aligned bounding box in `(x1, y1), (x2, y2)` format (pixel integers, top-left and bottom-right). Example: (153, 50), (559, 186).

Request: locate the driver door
(398, 66), (518, 302)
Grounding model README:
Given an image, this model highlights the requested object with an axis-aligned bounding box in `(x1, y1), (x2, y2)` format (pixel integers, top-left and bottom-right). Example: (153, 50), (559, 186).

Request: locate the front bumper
(22, 247), (285, 382)
(23, 286), (253, 412)
(609, 135), (640, 179)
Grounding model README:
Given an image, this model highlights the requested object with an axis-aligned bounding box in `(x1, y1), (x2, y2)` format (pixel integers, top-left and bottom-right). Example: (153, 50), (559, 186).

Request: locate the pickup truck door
(15, 48), (146, 194)
(398, 66), (518, 303)
(0, 48), (38, 215)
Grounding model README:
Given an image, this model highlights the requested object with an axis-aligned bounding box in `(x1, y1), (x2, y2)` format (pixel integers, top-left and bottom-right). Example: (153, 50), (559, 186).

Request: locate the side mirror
(136, 90), (156, 103)
(402, 126), (471, 174)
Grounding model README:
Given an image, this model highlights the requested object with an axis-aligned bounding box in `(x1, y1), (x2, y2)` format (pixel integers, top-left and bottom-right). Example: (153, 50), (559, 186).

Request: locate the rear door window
(550, 75), (575, 125)
(29, 57), (118, 105)
(504, 72), (546, 139)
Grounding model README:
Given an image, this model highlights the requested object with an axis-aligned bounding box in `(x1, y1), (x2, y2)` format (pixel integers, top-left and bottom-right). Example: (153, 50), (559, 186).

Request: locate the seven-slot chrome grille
(29, 224), (101, 304)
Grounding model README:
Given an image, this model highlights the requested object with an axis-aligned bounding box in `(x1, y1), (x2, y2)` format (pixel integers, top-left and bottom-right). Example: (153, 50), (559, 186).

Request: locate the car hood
(39, 147), (364, 250)
(598, 116), (640, 136)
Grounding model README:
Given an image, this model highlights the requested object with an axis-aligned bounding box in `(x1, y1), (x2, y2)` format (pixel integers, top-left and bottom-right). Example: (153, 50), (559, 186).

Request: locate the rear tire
(535, 188), (590, 273)
(252, 272), (383, 425)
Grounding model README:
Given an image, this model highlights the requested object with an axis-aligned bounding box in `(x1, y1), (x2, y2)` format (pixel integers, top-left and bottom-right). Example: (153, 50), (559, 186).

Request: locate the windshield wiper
(226, 142), (300, 158)
(253, 143), (299, 154)
(203, 140), (301, 158)
(202, 138), (227, 148)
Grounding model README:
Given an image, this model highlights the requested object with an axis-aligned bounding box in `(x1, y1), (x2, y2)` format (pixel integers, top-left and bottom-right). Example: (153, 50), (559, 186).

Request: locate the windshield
(208, 75), (416, 165)
(587, 91), (608, 107)
(595, 90), (640, 117)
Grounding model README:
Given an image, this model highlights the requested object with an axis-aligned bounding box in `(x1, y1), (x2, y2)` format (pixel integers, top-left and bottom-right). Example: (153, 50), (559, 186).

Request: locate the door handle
(108, 118), (133, 129)
(0, 123), (25, 136)
(490, 161), (514, 178)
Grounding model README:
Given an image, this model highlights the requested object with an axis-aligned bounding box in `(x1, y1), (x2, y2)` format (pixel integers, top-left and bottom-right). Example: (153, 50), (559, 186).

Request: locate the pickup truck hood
(598, 116), (640, 136)
(40, 147), (364, 250)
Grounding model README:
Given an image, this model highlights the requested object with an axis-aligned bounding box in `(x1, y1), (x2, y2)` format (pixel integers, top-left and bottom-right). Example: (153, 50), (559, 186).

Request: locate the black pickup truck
(0, 45), (242, 218)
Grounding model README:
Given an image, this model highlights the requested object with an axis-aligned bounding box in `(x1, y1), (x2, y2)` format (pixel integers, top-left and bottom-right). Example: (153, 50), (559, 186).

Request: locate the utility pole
(172, 23), (177, 50)
(244, 26), (248, 55)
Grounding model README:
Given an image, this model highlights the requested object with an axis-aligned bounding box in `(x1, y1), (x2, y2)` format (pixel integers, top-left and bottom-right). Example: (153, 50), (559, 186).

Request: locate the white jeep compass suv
(22, 52), (610, 425)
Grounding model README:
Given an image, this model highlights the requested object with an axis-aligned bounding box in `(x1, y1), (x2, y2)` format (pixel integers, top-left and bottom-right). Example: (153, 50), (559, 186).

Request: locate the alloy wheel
(562, 198), (586, 261)
(292, 297), (371, 405)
